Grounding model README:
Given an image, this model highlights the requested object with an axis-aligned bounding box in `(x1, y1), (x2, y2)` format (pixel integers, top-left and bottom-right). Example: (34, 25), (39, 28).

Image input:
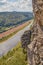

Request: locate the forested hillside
(0, 12), (33, 33)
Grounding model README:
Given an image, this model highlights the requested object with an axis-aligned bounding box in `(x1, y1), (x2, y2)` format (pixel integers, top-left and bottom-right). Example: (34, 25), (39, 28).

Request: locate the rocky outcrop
(21, 0), (43, 65)
(21, 30), (31, 49)
(27, 0), (43, 65)
(27, 34), (43, 65)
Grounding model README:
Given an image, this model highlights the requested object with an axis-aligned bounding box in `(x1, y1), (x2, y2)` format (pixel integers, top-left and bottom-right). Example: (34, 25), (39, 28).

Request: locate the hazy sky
(0, 0), (33, 12)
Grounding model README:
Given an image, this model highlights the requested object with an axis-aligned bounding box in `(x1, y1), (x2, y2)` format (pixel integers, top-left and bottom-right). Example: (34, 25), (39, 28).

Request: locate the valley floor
(0, 20), (32, 42)
(0, 19), (33, 56)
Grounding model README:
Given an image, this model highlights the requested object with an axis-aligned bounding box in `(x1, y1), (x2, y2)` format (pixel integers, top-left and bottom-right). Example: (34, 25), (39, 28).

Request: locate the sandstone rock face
(28, 0), (43, 65)
(32, 0), (43, 27)
(28, 35), (43, 65)
(21, 30), (31, 49)
(21, 0), (43, 65)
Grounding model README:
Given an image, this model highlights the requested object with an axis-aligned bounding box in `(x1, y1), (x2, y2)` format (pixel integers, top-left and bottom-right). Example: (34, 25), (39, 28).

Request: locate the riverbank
(0, 19), (32, 43)
(0, 20), (33, 56)
(0, 42), (27, 65)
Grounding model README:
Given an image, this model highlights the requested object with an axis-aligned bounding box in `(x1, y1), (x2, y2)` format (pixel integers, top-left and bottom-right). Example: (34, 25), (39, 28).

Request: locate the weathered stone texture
(21, 0), (43, 65)
(28, 35), (43, 65)
(28, 0), (43, 65)
(21, 30), (31, 49)
(32, 0), (43, 26)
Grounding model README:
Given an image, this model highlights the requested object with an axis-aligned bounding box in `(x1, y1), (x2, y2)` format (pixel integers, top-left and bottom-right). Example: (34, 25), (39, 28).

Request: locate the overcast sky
(0, 0), (33, 12)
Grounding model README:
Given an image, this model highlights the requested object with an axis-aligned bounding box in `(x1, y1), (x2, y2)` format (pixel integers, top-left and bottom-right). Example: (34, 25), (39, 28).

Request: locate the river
(0, 21), (33, 56)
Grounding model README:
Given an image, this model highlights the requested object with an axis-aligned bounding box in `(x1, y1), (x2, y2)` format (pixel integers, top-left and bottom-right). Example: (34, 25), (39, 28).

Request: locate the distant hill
(0, 11), (33, 33)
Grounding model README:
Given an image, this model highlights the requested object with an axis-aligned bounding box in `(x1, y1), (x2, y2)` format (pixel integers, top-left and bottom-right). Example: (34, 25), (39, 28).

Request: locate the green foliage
(0, 42), (27, 65)
(0, 20), (31, 42)
(0, 12), (33, 33)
